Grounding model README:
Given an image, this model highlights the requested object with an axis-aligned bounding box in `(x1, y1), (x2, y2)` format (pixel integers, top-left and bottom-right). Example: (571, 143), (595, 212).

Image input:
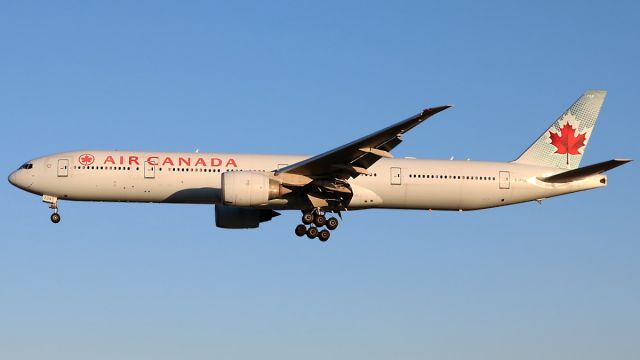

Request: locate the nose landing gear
(294, 210), (339, 241)
(43, 195), (61, 224)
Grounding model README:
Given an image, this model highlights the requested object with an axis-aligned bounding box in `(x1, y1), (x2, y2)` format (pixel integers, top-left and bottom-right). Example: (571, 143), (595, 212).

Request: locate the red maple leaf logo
(549, 122), (586, 156)
(78, 154), (95, 166)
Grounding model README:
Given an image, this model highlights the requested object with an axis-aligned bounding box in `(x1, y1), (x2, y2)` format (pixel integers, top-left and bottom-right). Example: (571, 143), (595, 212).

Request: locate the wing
(275, 105), (452, 179)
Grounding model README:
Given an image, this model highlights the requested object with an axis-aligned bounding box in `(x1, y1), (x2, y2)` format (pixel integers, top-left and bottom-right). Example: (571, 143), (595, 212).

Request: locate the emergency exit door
(57, 159), (69, 177)
(499, 171), (510, 189)
(391, 167), (402, 185)
(144, 161), (156, 179)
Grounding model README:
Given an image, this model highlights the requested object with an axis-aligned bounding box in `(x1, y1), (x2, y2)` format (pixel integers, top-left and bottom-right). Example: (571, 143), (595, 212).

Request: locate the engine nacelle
(214, 204), (280, 229)
(221, 171), (289, 207)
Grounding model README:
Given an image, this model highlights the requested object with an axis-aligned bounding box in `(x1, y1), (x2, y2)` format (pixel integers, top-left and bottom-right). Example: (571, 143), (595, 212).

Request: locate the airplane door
(57, 159), (69, 177)
(144, 161), (156, 179)
(391, 167), (402, 185)
(499, 171), (510, 189)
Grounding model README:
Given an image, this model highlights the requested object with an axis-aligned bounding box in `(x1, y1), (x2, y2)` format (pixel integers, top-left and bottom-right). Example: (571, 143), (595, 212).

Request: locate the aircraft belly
(376, 181), (462, 210)
(61, 173), (222, 204)
(460, 183), (508, 209)
(404, 183), (461, 210)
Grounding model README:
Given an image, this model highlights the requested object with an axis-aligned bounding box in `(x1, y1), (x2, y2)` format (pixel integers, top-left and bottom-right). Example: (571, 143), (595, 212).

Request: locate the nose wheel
(50, 212), (61, 224)
(295, 210), (339, 241)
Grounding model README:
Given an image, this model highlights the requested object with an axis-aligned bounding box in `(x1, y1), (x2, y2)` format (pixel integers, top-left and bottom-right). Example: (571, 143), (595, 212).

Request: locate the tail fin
(514, 90), (607, 169)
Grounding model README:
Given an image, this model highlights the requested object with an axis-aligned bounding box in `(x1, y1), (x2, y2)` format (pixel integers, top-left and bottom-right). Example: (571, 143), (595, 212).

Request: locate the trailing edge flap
(540, 159), (632, 183)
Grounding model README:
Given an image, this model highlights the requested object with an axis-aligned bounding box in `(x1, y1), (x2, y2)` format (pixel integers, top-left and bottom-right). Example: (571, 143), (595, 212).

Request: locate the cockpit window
(19, 163), (33, 170)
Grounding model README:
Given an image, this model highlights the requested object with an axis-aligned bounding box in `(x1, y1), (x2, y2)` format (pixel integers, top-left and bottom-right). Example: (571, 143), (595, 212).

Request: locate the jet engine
(221, 171), (290, 207)
(214, 204), (280, 229)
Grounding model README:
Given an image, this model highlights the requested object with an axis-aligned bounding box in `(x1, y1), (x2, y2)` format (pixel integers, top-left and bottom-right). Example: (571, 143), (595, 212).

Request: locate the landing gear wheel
(326, 217), (339, 230)
(295, 224), (307, 237)
(313, 214), (327, 227)
(318, 229), (330, 242)
(306, 226), (318, 239)
(50, 213), (61, 224)
(302, 213), (314, 225)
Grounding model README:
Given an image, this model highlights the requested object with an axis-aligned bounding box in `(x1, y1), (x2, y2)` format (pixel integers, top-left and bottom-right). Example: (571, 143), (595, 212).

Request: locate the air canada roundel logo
(78, 153), (95, 166)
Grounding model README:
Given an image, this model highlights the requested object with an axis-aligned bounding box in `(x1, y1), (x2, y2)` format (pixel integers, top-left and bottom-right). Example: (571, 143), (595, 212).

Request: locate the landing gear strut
(294, 209), (339, 241)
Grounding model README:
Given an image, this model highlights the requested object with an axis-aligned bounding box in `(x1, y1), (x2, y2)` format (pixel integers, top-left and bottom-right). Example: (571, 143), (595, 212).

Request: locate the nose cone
(8, 171), (18, 187)
(8, 170), (30, 190)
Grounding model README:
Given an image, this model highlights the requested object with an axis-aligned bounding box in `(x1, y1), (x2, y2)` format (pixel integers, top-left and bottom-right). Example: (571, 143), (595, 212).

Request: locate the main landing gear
(295, 210), (339, 242)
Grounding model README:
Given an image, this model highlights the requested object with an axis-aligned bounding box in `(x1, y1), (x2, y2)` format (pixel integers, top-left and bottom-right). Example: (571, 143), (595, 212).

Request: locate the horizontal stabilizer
(540, 159), (632, 183)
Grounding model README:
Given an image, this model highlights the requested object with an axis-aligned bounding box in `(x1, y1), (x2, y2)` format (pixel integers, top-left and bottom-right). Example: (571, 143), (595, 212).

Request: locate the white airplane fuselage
(9, 150), (606, 211)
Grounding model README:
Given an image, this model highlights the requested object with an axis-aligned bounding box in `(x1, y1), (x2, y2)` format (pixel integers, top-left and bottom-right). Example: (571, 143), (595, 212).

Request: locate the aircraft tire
(318, 230), (330, 242)
(307, 226), (318, 239)
(302, 213), (314, 225)
(51, 213), (61, 224)
(314, 214), (327, 227)
(326, 217), (338, 230)
(295, 224), (307, 237)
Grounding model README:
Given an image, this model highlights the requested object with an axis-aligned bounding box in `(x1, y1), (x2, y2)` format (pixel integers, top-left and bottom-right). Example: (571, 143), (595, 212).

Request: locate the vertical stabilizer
(514, 90), (606, 169)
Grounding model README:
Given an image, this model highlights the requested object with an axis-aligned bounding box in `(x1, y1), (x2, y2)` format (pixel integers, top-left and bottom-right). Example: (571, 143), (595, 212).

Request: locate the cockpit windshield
(18, 163), (33, 170)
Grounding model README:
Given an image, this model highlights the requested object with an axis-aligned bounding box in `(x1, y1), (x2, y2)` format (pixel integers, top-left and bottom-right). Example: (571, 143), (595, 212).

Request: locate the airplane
(8, 90), (631, 241)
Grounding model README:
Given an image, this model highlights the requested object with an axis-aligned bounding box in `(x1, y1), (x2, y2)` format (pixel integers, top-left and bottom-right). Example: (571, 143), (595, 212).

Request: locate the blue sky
(1, 1), (638, 359)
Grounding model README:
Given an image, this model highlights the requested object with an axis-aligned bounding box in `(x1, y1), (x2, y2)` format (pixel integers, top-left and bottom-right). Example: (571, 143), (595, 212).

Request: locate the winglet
(421, 105), (453, 116)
